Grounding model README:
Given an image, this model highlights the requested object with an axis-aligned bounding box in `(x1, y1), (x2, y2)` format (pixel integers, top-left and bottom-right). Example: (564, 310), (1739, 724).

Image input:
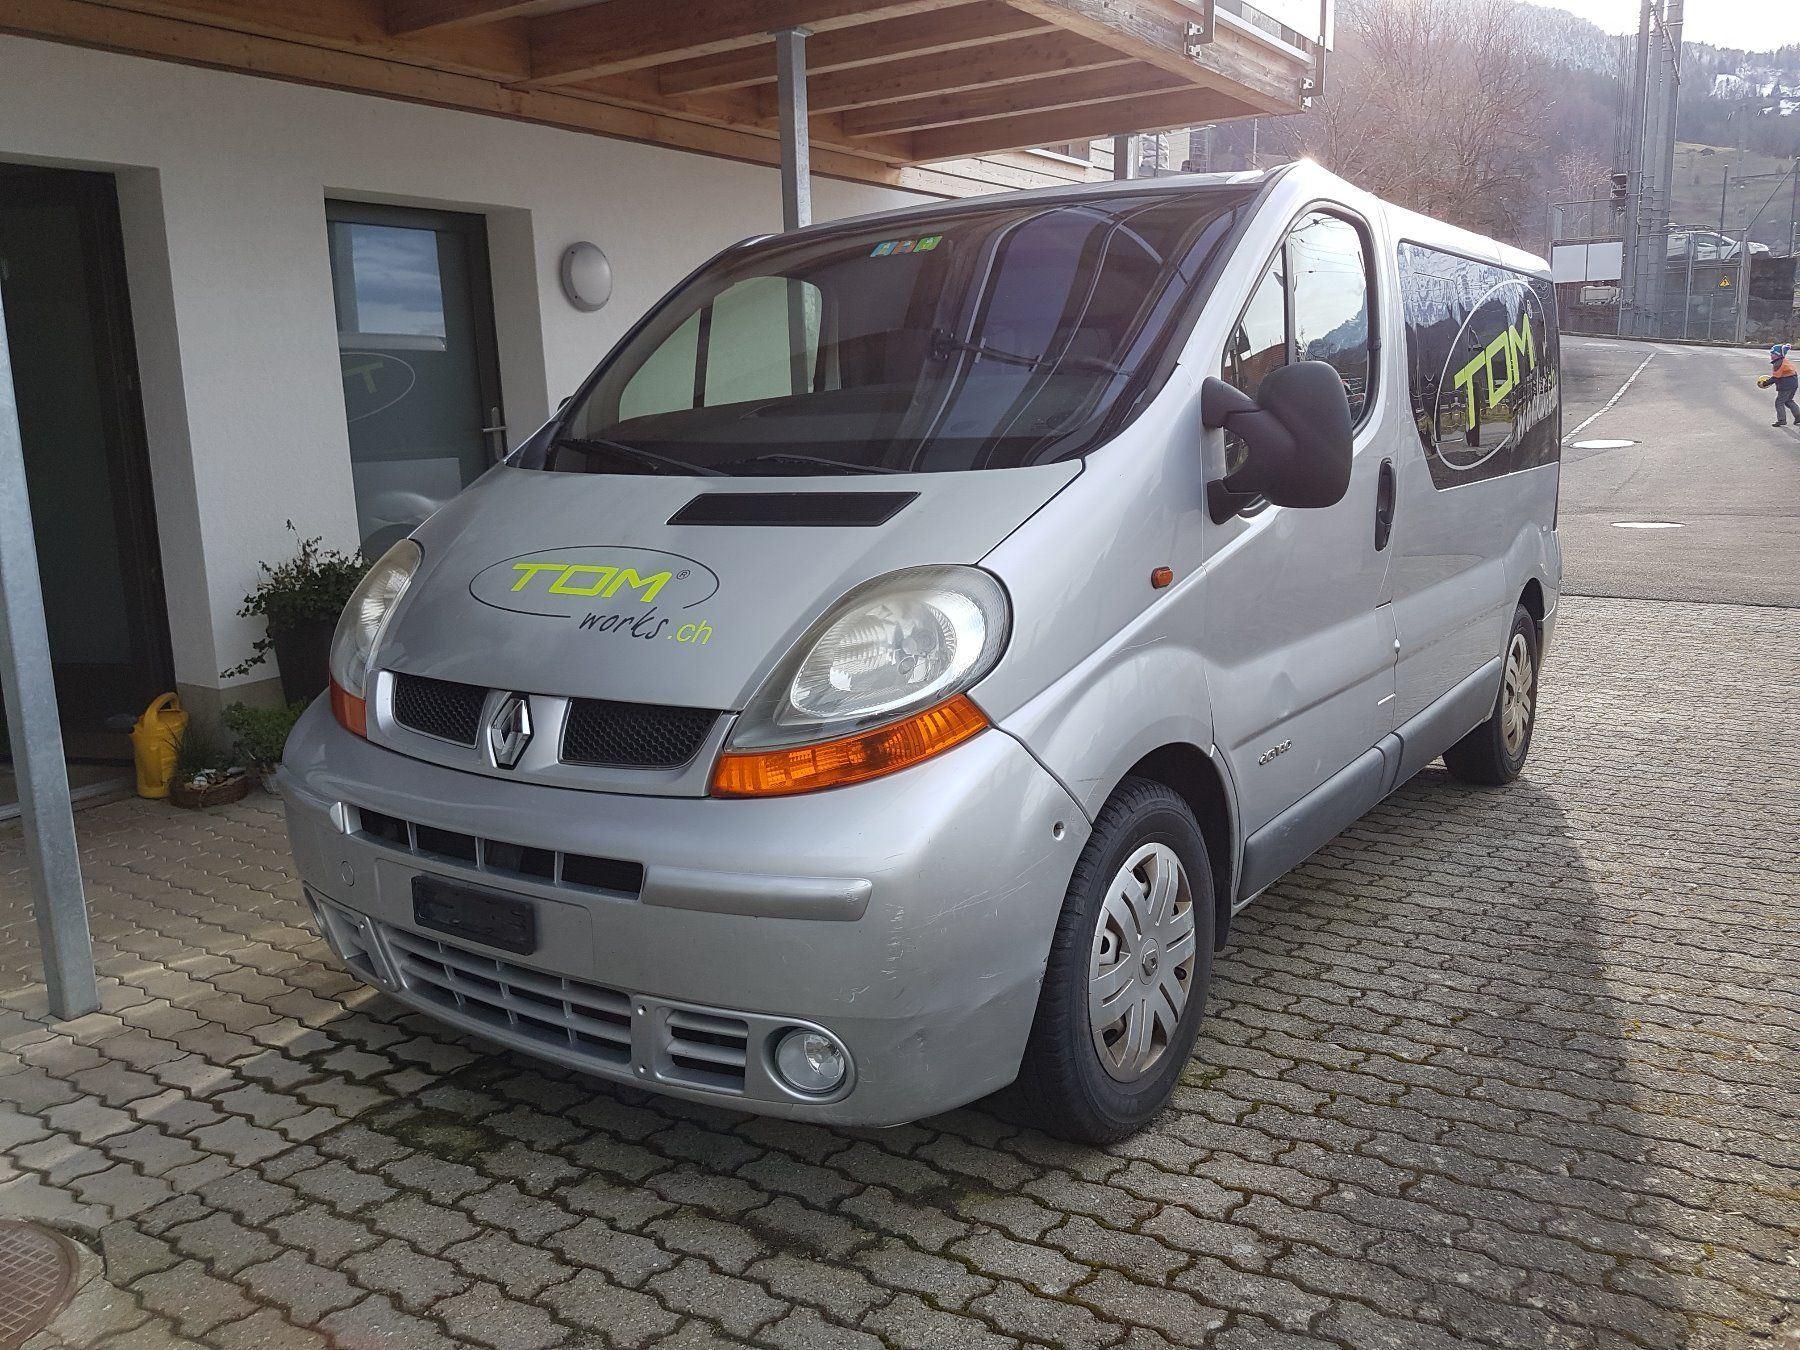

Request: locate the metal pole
(0, 278), (98, 1019)
(1112, 134), (1133, 180)
(1736, 226), (1751, 343)
(1682, 236), (1695, 341)
(1789, 156), (1798, 255)
(1719, 155), (1730, 240)
(771, 27), (812, 232)
(1617, 0), (1653, 336)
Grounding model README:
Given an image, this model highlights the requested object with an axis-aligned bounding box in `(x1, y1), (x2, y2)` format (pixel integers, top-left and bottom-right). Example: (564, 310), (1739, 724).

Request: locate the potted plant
(222, 524), (369, 704)
(168, 724), (251, 809)
(222, 700), (308, 789)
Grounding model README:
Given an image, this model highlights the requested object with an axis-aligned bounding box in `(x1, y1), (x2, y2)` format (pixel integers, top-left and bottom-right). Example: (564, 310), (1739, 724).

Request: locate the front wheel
(1013, 778), (1214, 1144)
(1443, 604), (1540, 785)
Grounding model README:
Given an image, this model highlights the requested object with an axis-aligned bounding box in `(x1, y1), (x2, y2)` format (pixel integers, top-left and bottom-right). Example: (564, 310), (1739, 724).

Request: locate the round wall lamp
(559, 242), (612, 312)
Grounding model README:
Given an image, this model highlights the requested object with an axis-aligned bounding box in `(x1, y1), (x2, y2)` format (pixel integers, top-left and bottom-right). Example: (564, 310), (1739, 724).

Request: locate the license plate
(411, 876), (537, 955)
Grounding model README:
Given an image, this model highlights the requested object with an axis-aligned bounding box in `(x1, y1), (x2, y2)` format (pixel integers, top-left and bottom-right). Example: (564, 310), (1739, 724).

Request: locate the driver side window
(1221, 252), (1288, 477)
(1220, 211), (1373, 480)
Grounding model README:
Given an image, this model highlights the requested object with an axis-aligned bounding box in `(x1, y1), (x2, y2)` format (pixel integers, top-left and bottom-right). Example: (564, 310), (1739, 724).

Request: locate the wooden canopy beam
(797, 31), (1125, 114)
(655, 2), (1052, 95)
(524, 0), (959, 86)
(384, 0), (559, 35)
(909, 83), (1251, 160)
(844, 62), (1187, 136)
(97, 0), (529, 77)
(1003, 0), (1299, 112)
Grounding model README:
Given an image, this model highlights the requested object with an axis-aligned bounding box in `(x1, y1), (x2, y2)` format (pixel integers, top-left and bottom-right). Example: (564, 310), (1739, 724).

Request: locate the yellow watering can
(131, 693), (187, 799)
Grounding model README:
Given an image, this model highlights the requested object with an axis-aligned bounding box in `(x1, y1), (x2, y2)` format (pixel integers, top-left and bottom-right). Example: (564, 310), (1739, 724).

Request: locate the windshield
(521, 187), (1254, 477)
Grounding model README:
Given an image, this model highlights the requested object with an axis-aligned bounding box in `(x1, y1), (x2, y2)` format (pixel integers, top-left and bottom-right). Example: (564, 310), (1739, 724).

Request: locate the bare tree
(1292, 0), (1549, 239)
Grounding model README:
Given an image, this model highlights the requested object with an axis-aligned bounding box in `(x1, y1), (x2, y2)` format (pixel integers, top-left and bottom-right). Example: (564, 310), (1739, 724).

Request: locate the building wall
(0, 35), (934, 716)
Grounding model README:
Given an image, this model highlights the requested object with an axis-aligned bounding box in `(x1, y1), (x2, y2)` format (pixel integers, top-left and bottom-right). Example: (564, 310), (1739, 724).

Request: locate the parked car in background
(280, 162), (1563, 1143)
(1667, 227), (1771, 261)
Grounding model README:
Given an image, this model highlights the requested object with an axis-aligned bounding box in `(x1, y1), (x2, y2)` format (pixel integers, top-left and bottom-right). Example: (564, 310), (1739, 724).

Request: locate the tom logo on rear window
(1398, 243), (1561, 489)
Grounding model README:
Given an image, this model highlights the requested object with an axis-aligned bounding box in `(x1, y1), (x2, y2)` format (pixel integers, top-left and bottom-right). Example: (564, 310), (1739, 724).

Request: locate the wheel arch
(1120, 743), (1239, 952)
(1519, 576), (1545, 631)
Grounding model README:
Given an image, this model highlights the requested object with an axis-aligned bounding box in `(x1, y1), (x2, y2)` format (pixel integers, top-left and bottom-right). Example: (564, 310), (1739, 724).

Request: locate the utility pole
(1617, 0), (1652, 336)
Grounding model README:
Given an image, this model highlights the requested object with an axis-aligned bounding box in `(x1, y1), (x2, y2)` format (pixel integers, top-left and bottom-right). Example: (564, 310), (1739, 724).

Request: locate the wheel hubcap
(1089, 843), (1197, 1083)
(1501, 632), (1535, 757)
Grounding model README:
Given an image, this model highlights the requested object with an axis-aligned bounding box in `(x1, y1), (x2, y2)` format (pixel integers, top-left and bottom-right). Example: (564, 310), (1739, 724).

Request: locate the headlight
(712, 567), (1008, 797)
(327, 539), (421, 735)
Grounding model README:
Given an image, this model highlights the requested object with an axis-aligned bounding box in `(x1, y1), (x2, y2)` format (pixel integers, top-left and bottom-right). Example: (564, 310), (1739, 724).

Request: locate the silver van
(279, 162), (1560, 1142)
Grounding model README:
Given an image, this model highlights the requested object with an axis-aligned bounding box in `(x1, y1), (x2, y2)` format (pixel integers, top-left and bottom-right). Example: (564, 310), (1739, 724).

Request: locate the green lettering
(604, 568), (672, 603)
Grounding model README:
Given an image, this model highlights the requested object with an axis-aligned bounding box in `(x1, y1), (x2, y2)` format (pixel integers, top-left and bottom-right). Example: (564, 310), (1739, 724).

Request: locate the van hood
(377, 463), (1079, 712)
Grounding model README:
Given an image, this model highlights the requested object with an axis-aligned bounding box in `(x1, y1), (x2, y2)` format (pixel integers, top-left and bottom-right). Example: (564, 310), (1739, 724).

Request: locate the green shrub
(222, 522), (368, 679)
(222, 701), (307, 773)
(174, 723), (238, 782)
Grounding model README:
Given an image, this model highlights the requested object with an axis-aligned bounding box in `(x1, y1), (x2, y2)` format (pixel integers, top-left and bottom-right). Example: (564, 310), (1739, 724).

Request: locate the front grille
(385, 925), (637, 1068)
(561, 698), (718, 768)
(376, 919), (751, 1093)
(665, 1009), (751, 1092)
(392, 674), (488, 746)
(354, 806), (643, 897)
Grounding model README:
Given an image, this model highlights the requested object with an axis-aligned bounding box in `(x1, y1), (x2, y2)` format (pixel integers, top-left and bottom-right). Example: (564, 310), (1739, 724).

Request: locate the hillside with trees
(1204, 0), (1800, 251)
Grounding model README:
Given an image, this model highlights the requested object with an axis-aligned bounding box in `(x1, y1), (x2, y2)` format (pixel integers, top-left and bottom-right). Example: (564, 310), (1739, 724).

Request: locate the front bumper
(278, 701), (1087, 1126)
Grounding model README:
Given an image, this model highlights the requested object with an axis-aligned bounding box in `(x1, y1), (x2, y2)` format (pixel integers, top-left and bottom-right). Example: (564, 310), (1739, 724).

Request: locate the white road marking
(1565, 350), (1656, 442)
(1611, 521), (1684, 529)
(1572, 438), (1637, 450)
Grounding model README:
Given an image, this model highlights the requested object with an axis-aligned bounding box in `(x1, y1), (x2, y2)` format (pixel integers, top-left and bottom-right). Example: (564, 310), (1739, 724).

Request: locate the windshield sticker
(470, 546), (720, 645)
(869, 234), (941, 257)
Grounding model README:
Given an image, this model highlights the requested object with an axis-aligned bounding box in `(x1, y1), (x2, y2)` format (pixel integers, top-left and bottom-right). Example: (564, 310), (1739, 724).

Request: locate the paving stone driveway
(2, 595), (1796, 1350)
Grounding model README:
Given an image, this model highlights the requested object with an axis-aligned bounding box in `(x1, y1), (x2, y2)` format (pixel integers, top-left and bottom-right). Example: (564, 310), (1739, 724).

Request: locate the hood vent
(668, 491), (917, 528)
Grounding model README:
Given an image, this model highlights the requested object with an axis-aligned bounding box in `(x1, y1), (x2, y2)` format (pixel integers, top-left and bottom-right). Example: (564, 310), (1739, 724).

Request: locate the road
(1558, 337), (1800, 607)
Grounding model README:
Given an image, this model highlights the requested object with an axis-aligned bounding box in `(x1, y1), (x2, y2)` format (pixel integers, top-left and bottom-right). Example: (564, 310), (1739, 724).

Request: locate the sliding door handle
(1374, 458), (1396, 552)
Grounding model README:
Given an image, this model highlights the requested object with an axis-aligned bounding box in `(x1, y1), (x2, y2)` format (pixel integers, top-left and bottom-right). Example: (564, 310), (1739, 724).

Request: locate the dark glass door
(325, 201), (504, 558)
(0, 164), (171, 763)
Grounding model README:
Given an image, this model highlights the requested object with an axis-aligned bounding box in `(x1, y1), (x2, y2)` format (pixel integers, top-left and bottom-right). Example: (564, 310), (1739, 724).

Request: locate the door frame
(0, 163), (173, 751)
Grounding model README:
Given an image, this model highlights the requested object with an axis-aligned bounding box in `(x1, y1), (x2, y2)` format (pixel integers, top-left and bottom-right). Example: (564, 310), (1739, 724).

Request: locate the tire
(1443, 604), (1540, 786)
(1013, 777), (1215, 1144)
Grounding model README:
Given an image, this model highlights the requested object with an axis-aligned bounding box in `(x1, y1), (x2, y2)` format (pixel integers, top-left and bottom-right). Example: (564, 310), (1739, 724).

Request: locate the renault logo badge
(488, 693), (533, 769)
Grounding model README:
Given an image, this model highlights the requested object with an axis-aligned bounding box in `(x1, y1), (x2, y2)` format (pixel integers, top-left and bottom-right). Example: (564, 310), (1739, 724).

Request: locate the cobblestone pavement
(2, 595), (1797, 1350)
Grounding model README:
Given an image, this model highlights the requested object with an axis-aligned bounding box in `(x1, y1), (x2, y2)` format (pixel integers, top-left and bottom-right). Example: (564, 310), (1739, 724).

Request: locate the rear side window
(1397, 242), (1560, 489)
(1220, 208), (1374, 477)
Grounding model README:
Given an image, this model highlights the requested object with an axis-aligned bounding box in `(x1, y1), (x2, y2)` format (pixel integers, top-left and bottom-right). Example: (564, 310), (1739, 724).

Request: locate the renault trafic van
(279, 162), (1560, 1143)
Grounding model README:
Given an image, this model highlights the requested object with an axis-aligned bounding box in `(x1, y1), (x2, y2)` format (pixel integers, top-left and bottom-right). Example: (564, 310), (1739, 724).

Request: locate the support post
(772, 27), (812, 232)
(0, 279), (99, 1019)
(1112, 134), (1133, 181)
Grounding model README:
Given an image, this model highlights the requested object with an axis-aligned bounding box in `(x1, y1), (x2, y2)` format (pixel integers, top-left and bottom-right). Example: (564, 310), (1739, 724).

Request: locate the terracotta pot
(271, 618), (336, 704)
(169, 775), (253, 810)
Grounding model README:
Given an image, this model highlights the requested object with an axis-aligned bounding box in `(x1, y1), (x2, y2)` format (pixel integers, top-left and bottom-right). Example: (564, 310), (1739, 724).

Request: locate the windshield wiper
(931, 328), (1041, 368)
(929, 329), (1121, 376)
(719, 452), (904, 476)
(552, 436), (725, 476)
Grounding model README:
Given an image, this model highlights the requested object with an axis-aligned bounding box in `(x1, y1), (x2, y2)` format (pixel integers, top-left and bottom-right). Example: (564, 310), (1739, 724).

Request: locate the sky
(1527, 0), (1799, 51)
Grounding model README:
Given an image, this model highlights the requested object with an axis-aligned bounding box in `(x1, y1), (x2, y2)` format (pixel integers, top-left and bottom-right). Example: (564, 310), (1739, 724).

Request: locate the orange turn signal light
(329, 678), (367, 738)
(711, 694), (988, 798)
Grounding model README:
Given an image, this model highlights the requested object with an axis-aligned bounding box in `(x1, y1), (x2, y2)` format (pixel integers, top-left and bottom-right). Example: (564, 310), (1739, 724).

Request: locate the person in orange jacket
(1762, 343), (1799, 427)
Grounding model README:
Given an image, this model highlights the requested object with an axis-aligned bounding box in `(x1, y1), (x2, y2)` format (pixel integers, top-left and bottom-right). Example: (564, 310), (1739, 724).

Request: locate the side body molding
(1236, 654), (1504, 903)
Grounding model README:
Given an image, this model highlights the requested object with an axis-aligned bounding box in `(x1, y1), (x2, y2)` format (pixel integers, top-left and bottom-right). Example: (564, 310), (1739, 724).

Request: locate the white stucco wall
(0, 34), (936, 701)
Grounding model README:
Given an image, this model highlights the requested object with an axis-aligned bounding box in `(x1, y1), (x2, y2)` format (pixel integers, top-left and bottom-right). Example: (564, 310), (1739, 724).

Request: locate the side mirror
(1201, 361), (1354, 523)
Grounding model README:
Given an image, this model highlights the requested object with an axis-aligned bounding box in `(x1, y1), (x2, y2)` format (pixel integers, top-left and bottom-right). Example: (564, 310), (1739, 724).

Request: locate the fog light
(773, 1028), (848, 1095)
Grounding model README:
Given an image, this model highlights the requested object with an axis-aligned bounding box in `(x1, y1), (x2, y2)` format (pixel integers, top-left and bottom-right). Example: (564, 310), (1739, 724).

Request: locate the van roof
(781, 160), (1550, 281)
